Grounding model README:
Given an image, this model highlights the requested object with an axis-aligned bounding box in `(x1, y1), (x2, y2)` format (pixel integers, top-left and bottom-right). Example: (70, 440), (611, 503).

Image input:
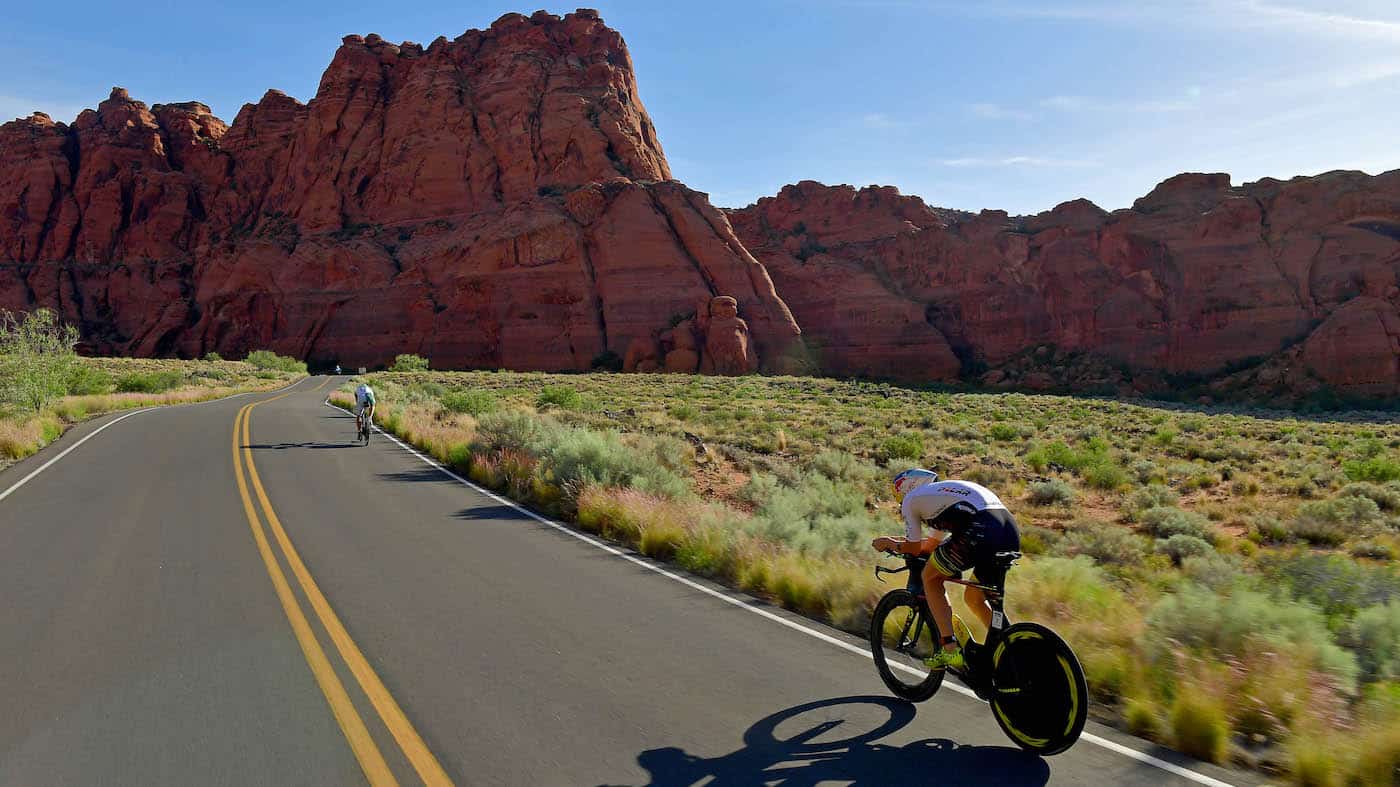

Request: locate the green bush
(115, 370), (184, 393)
(0, 308), (79, 412)
(1345, 457), (1400, 483)
(1154, 534), (1214, 565)
(745, 472), (883, 555)
(1262, 552), (1400, 625)
(440, 389), (497, 416)
(1125, 483), (1178, 518)
(66, 365), (113, 395)
(1339, 481), (1400, 513)
(1140, 506), (1216, 543)
(202, 351), (223, 362)
(390, 353), (429, 372)
(1350, 602), (1400, 682)
(544, 427), (689, 499)
(1147, 583), (1359, 691)
(879, 432), (924, 461)
(1028, 479), (1075, 506)
(809, 450), (880, 487)
(1055, 519), (1147, 566)
(988, 423), (1019, 441)
(245, 350), (306, 374)
(1083, 461), (1130, 490)
(1291, 496), (1382, 545)
(537, 384), (584, 410)
(475, 410), (558, 454)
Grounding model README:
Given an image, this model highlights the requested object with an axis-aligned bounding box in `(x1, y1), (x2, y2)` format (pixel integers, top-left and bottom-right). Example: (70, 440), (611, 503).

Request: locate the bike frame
(875, 558), (1015, 700)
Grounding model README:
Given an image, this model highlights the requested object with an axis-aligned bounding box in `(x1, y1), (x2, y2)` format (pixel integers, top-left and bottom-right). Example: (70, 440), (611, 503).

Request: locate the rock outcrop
(730, 174), (1400, 400)
(0, 10), (801, 371)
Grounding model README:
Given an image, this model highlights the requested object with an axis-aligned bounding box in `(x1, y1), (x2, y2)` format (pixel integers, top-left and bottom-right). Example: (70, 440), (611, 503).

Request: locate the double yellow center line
(231, 380), (452, 785)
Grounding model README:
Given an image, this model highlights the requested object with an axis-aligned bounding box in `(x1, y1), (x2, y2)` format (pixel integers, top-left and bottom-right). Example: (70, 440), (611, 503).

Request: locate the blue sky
(4, 1), (1399, 214)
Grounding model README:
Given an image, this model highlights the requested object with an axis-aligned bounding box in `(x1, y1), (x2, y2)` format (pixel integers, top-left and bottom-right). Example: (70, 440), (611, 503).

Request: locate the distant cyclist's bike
(355, 412), (371, 446)
(869, 551), (1087, 756)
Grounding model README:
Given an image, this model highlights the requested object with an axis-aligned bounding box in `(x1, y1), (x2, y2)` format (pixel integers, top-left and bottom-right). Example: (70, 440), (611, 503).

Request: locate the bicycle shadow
(608, 695), (1049, 787)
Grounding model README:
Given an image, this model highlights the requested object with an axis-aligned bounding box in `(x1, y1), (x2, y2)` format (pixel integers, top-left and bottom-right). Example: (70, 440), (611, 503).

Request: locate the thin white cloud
(1240, 1), (1400, 42)
(862, 112), (911, 129)
(0, 95), (86, 124)
(969, 102), (1032, 120)
(937, 156), (1099, 168)
(1041, 94), (1197, 113)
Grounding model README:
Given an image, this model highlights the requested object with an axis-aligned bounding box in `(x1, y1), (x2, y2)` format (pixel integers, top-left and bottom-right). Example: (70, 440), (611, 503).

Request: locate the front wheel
(869, 589), (944, 702)
(988, 622), (1088, 756)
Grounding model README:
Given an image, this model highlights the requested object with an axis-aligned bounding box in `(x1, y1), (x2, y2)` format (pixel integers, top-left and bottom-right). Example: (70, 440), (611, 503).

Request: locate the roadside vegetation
(335, 368), (1400, 782)
(0, 309), (305, 468)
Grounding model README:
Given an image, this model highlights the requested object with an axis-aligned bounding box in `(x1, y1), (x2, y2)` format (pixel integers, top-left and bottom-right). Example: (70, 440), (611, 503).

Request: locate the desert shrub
(1262, 552), (1400, 625)
(1351, 540), (1397, 561)
(1017, 524), (1059, 555)
(745, 472), (882, 555)
(988, 422), (1019, 441)
(1250, 512), (1293, 543)
(440, 389), (497, 416)
(1027, 479), (1075, 506)
(543, 427), (689, 499)
(202, 351), (223, 361)
(474, 410), (558, 454)
(1055, 519), (1147, 566)
(1147, 583), (1358, 691)
(1083, 461), (1130, 490)
(1291, 496), (1382, 545)
(390, 353), (429, 372)
(809, 450), (880, 487)
(537, 384), (584, 410)
(65, 365), (113, 395)
(244, 350), (306, 373)
(668, 402), (698, 421)
(1169, 690), (1229, 764)
(115, 370), (184, 393)
(1140, 506), (1216, 543)
(879, 432), (924, 461)
(1125, 483), (1178, 518)
(1345, 457), (1400, 483)
(1350, 602), (1400, 683)
(1155, 534), (1214, 565)
(1339, 481), (1400, 513)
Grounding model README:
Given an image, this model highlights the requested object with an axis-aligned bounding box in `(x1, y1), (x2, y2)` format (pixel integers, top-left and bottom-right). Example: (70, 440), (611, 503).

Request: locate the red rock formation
(730, 173), (1400, 399)
(0, 10), (802, 371)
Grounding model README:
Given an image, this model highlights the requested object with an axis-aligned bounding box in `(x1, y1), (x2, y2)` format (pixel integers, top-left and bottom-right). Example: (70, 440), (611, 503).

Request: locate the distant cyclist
(871, 469), (1020, 671)
(354, 381), (376, 427)
(334, 364), (342, 375)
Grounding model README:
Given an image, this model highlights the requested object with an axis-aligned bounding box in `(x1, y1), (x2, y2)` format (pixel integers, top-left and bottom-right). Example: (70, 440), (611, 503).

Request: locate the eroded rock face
(0, 10), (802, 371)
(730, 173), (1400, 398)
(698, 295), (759, 375)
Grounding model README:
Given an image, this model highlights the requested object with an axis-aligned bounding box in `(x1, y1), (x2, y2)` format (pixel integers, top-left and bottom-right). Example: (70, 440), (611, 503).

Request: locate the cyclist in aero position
(871, 469), (1021, 671)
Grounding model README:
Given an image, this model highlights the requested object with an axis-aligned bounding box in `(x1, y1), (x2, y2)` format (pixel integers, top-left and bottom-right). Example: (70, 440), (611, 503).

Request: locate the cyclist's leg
(923, 539), (973, 650)
(966, 510), (1020, 629)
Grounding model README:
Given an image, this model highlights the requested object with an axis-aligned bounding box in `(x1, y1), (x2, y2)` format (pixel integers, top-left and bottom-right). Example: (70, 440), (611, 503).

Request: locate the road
(0, 377), (1261, 786)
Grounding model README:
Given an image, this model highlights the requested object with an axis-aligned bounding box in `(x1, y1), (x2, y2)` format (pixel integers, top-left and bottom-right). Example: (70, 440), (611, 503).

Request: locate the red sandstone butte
(0, 10), (801, 372)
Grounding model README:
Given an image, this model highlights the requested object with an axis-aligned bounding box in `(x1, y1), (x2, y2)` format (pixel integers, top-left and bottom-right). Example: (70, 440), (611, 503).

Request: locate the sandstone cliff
(0, 10), (802, 371)
(729, 174), (1400, 401)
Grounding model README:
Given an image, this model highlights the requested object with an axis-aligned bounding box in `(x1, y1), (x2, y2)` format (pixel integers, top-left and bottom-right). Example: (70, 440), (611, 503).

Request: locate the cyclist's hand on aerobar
(872, 537), (898, 554)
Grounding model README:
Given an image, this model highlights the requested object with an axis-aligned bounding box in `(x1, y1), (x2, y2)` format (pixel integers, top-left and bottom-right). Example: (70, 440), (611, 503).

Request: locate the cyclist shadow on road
(609, 695), (1049, 787)
(243, 441), (354, 450)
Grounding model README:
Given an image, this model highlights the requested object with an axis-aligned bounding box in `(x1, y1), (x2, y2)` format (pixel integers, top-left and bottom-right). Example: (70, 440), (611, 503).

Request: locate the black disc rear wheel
(869, 589), (944, 702)
(988, 622), (1088, 755)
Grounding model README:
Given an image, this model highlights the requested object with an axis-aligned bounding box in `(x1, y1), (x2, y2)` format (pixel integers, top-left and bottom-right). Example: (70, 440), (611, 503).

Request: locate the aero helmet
(892, 468), (939, 500)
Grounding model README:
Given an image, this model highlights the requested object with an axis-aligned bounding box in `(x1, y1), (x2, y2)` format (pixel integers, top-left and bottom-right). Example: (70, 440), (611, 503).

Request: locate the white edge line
(0, 376), (310, 505)
(321, 397), (1237, 787)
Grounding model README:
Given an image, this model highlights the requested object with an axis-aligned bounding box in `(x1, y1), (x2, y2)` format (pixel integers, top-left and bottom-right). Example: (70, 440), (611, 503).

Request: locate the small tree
(0, 309), (80, 412)
(390, 353), (430, 372)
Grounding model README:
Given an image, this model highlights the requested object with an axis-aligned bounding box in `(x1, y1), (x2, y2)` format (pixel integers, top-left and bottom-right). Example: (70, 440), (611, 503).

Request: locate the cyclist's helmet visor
(892, 468), (939, 500)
